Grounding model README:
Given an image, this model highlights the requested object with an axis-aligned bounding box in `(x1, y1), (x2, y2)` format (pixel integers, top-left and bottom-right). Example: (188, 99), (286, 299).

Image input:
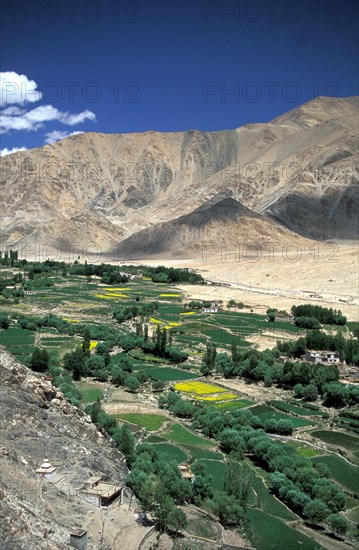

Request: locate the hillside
(0, 347), (129, 549)
(0, 96), (358, 257)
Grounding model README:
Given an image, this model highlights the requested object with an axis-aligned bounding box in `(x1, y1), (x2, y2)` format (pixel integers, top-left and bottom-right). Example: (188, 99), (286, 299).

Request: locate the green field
(283, 441), (319, 458)
(163, 423), (214, 448)
(145, 435), (166, 443)
(78, 384), (104, 403)
(213, 399), (255, 410)
(247, 509), (321, 550)
(40, 336), (73, 343)
(252, 475), (297, 521)
(116, 413), (167, 431)
(271, 400), (329, 417)
(142, 366), (199, 381)
(193, 459), (226, 491)
(0, 327), (35, 345)
(6, 346), (34, 355)
(183, 446), (223, 461)
(311, 430), (359, 451)
(311, 455), (359, 493)
(152, 443), (188, 463)
(249, 404), (314, 428)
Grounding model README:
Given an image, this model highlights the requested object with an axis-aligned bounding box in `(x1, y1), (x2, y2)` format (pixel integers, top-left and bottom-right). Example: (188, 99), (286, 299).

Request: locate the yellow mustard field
(159, 293), (181, 297)
(174, 381), (226, 395)
(194, 393), (238, 401)
(89, 340), (98, 350)
(150, 318), (166, 324)
(95, 293), (129, 299)
(179, 311), (196, 316)
(104, 287), (130, 292)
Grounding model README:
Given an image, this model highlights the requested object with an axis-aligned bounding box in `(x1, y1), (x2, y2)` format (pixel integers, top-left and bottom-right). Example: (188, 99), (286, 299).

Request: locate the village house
(79, 475), (123, 508)
(203, 300), (222, 313)
(178, 463), (195, 482)
(304, 350), (340, 364)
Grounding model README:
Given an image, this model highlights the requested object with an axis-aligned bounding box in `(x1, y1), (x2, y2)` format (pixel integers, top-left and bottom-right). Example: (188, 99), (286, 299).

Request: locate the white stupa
(35, 458), (57, 480)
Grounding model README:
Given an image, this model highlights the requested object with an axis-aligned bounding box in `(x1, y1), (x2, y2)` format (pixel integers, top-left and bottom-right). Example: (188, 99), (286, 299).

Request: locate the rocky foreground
(0, 347), (128, 549)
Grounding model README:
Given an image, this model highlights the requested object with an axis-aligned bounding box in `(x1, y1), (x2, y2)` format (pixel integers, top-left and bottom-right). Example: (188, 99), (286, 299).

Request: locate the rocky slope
(0, 96), (358, 258)
(0, 347), (128, 549)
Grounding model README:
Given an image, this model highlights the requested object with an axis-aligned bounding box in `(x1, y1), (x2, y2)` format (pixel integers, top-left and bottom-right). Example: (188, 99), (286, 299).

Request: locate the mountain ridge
(1, 96), (358, 257)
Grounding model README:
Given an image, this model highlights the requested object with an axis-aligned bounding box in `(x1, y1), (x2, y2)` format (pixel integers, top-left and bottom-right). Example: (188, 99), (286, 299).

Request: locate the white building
(35, 458), (57, 480)
(304, 350), (340, 364)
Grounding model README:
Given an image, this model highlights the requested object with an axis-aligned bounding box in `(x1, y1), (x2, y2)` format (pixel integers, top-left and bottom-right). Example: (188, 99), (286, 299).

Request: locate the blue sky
(0, 0), (358, 154)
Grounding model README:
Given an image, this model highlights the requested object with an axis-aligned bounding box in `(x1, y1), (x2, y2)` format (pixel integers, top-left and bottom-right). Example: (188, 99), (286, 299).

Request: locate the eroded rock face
(0, 346), (127, 549)
(1, 97), (358, 257)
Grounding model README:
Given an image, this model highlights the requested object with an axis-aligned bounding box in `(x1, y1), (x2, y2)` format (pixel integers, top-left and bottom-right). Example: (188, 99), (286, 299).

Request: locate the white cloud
(0, 104), (96, 133)
(0, 146), (28, 157)
(60, 110), (96, 125)
(1, 106), (26, 116)
(0, 71), (42, 106)
(44, 130), (84, 145)
(0, 71), (96, 137)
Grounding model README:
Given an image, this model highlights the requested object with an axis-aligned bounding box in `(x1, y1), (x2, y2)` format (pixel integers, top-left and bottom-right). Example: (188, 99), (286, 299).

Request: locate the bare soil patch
(103, 386), (170, 418)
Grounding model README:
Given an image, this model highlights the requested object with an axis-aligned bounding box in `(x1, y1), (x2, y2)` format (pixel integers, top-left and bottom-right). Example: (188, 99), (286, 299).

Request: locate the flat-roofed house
(80, 476), (123, 508)
(304, 350), (340, 364)
(178, 463), (195, 482)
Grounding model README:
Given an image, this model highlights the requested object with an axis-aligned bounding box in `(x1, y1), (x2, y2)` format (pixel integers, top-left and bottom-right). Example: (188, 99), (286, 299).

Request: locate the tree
(191, 474), (213, 504)
(30, 348), (49, 373)
(165, 346), (188, 363)
(219, 429), (245, 456)
(167, 507), (187, 535)
(302, 384), (318, 401)
(267, 308), (277, 322)
(327, 514), (349, 537)
(124, 376), (140, 392)
(201, 342), (217, 375)
(87, 398), (102, 423)
(215, 353), (232, 376)
(294, 383), (304, 398)
(113, 424), (135, 463)
(111, 366), (129, 386)
(87, 354), (105, 376)
(224, 461), (254, 509)
(160, 328), (167, 357)
(95, 342), (108, 355)
(152, 380), (165, 392)
(207, 493), (243, 525)
(114, 355), (132, 372)
(0, 312), (10, 329)
(63, 347), (87, 380)
(168, 329), (173, 347)
(152, 272), (169, 283)
(303, 499), (330, 524)
(295, 317), (321, 329)
(231, 341), (240, 364)
(82, 327), (91, 354)
(104, 350), (111, 366)
(94, 368), (108, 382)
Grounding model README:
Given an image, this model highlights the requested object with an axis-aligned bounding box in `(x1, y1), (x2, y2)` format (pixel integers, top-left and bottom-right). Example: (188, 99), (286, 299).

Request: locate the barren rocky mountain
(0, 96), (358, 258)
(0, 347), (128, 549)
